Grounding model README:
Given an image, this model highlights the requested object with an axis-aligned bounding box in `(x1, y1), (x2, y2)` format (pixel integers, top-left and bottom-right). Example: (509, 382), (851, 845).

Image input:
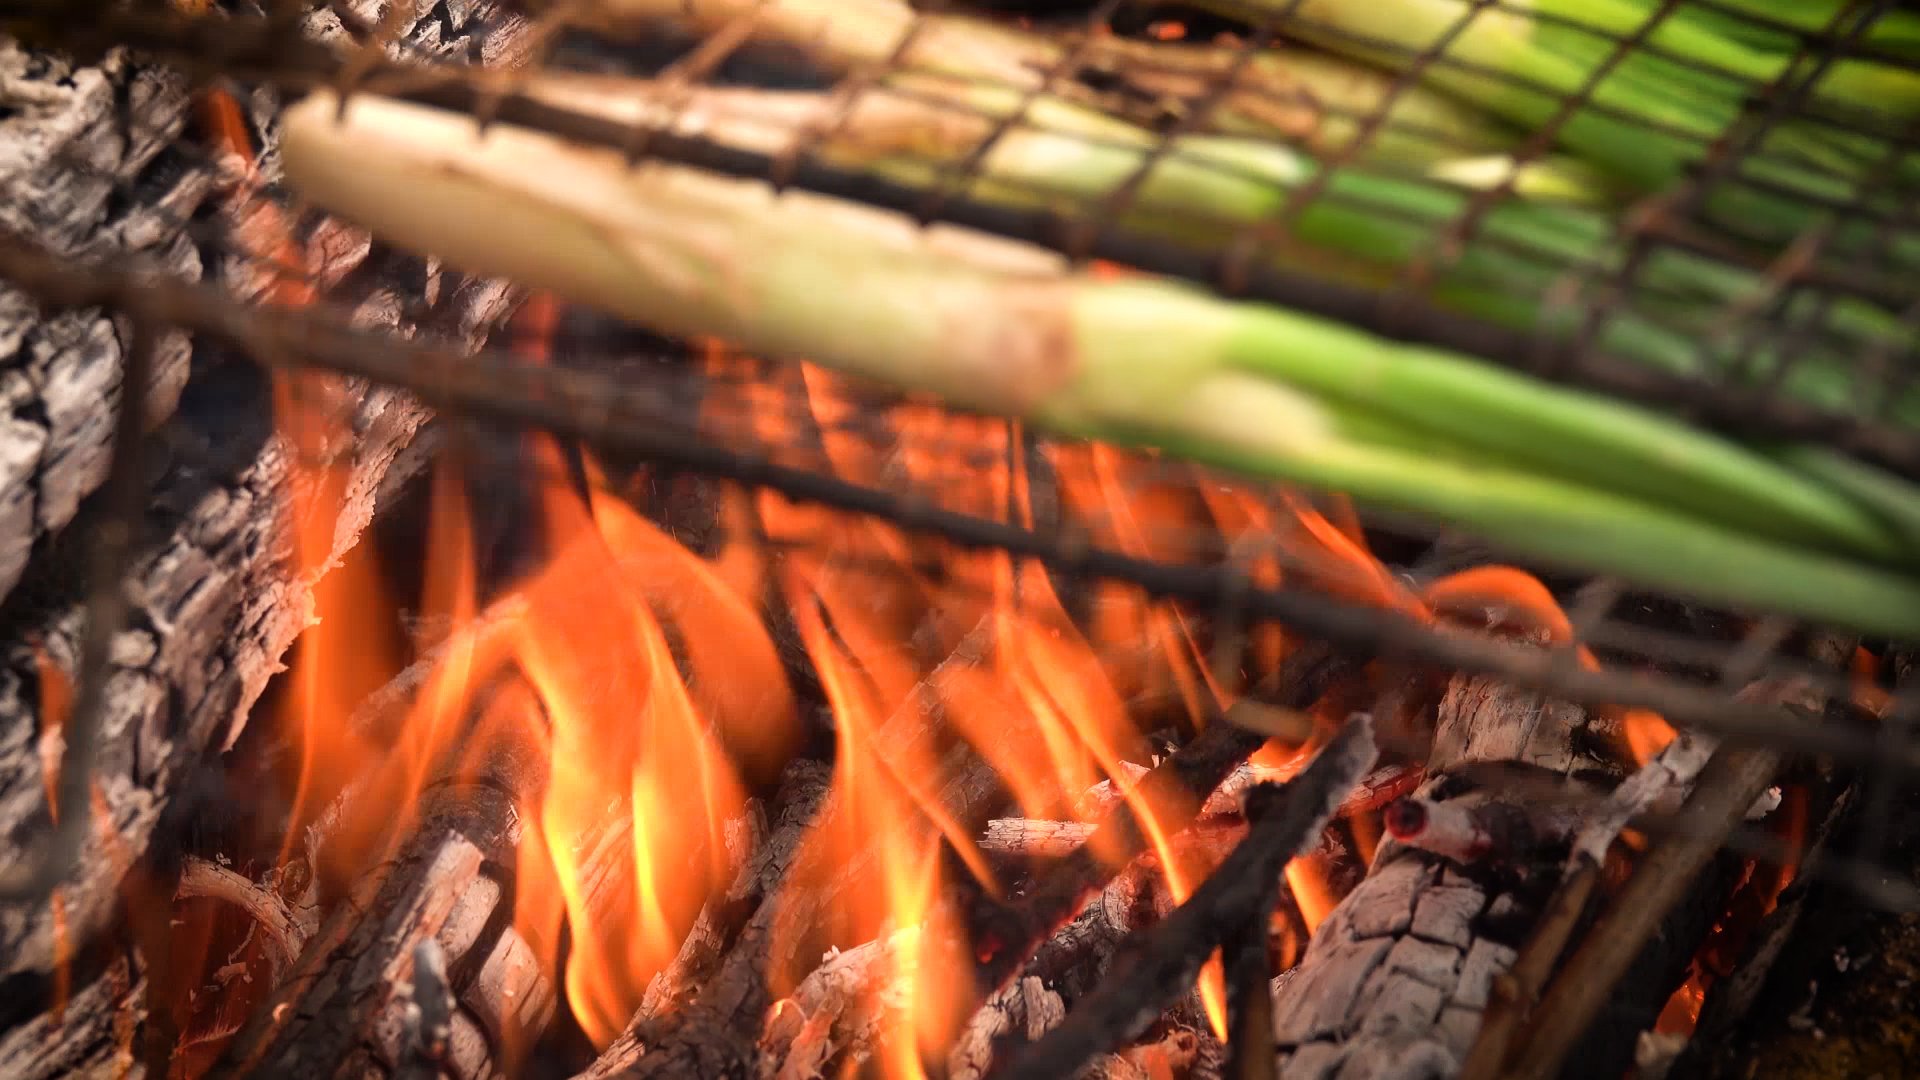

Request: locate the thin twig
(1502, 744), (1786, 1080)
(0, 324), (155, 901)
(1454, 862), (1597, 1080)
(995, 714), (1379, 1080)
(174, 857), (319, 977)
(395, 938), (455, 1080)
(1466, 656), (1840, 1077)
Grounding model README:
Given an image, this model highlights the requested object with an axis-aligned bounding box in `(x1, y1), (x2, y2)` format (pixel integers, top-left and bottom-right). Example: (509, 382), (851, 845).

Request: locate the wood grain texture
(1269, 676), (1597, 1079)
(0, 5), (529, 1070)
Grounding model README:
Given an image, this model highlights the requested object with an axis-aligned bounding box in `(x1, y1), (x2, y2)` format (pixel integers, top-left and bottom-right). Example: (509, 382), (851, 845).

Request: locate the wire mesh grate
(6, 17), (1920, 1073)
(2, 0), (1918, 761)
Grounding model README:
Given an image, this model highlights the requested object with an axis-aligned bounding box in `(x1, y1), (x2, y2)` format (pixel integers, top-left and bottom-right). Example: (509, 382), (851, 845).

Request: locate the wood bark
(0, 1), (530, 1070)
(0, 0), (527, 602)
(0, 34), (200, 600)
(1269, 675), (1612, 1079)
(211, 777), (556, 1080)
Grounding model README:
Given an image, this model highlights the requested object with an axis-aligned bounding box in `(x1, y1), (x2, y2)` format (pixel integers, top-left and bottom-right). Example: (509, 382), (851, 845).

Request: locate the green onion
(536, 0), (1612, 201)
(514, 69), (1916, 429)
(1540, 0), (1920, 104)
(1189, 0), (1920, 258)
(278, 89), (1920, 638)
(1681, 0), (1920, 58)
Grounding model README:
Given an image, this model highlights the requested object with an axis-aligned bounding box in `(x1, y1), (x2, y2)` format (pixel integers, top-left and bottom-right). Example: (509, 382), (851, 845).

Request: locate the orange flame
(243, 285), (1680, 1075)
(254, 299), (802, 1058)
(33, 646), (73, 1026)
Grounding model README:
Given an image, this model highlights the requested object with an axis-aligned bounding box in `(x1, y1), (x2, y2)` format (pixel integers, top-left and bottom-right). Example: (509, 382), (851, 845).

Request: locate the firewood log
(1269, 674), (1612, 1078)
(0, 2), (529, 1070)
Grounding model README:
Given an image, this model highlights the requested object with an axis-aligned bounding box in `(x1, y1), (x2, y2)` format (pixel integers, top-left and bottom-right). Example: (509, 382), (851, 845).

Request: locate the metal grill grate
(9, 18), (1920, 1080)
(32, 0), (1917, 454)
(3, 0), (1916, 733)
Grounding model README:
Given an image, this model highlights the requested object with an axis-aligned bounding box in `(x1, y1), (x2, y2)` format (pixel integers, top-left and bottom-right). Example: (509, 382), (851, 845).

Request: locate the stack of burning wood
(0, 2), (528, 1075)
(0, 3), (1916, 1080)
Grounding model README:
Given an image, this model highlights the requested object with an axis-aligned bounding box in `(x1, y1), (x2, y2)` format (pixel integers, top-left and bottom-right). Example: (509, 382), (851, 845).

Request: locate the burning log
(988, 761), (1418, 861)
(759, 928), (913, 1079)
(0, 2), (531, 1072)
(994, 713), (1379, 1080)
(576, 760), (833, 1080)
(1267, 672), (1612, 1078)
(1670, 756), (1919, 1079)
(0, 350), (454, 1076)
(0, 34), (196, 599)
(0, 947), (142, 1079)
(950, 974), (1217, 1080)
(1076, 760), (1421, 822)
(968, 646), (1352, 993)
(211, 774), (557, 1080)
(1269, 641), (1842, 1080)
(947, 976), (1062, 1080)
(0, 0), (526, 608)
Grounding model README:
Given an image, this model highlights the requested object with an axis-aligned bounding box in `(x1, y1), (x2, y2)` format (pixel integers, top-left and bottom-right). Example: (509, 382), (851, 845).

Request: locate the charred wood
(0, 947), (142, 1080)
(1509, 747), (1774, 1080)
(0, 34), (198, 601)
(0, 0), (524, 607)
(1497, 653), (1844, 1080)
(1268, 672), (1604, 1079)
(968, 646), (1351, 995)
(211, 775), (555, 1080)
(174, 856), (316, 981)
(1682, 777), (1920, 1079)
(0, 365), (436, 977)
(996, 714), (1378, 1080)
(578, 759), (832, 1080)
(1075, 762), (1418, 824)
(0, 12), (528, 1068)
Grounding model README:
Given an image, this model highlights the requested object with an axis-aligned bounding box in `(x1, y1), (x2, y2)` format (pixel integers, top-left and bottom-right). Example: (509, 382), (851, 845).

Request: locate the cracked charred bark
(0, 37), (201, 600)
(0, 2), (529, 1072)
(1268, 675), (1613, 1080)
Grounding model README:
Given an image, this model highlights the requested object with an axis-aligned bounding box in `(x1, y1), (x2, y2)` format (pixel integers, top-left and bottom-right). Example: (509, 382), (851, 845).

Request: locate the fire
(237, 279), (1691, 1074)
(1285, 862), (1341, 934)
(140, 37), (1756, 1074)
(254, 297), (802, 1057)
(749, 362), (1200, 1059)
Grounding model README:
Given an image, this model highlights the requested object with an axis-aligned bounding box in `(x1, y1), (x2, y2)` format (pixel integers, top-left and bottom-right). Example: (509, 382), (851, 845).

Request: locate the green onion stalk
(1675, 0), (1920, 60)
(524, 0), (1611, 202)
(279, 89), (1920, 639)
(1504, 0), (1920, 104)
(1055, 33), (1613, 205)
(1187, 0), (1920, 260)
(545, 0), (1056, 88)
(514, 66), (1919, 431)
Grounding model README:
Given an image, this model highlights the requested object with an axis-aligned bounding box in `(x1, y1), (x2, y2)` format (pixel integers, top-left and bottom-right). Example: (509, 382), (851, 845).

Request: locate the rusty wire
(0, 224), (1904, 770)
(6, 1), (1919, 469)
